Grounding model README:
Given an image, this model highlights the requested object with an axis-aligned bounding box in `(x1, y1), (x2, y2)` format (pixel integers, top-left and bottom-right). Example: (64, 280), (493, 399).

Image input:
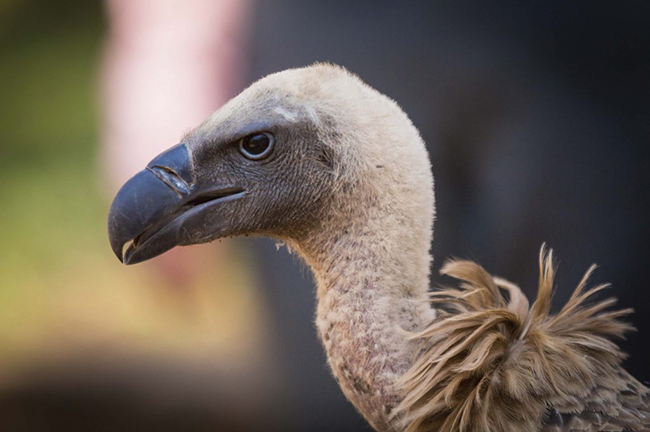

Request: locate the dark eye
(239, 132), (274, 160)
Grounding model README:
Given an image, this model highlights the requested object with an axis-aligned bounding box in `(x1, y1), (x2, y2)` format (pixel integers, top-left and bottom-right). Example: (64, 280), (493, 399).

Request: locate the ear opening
(317, 146), (336, 172)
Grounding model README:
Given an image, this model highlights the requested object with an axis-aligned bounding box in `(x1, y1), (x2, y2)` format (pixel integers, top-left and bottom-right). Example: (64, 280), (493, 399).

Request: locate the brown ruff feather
(394, 246), (650, 432)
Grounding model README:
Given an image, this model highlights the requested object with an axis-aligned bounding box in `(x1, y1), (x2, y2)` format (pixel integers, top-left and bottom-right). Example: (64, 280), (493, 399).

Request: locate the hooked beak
(108, 143), (245, 264)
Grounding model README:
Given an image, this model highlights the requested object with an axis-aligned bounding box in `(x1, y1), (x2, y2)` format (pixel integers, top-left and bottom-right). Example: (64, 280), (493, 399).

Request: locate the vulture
(108, 64), (649, 432)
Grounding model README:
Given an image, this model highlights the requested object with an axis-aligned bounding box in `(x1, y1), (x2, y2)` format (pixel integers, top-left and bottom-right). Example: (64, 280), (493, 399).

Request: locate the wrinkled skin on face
(186, 100), (336, 239)
(108, 81), (339, 264)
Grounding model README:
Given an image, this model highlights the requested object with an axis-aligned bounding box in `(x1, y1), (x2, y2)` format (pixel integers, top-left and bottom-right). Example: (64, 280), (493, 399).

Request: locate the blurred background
(0, 1), (649, 431)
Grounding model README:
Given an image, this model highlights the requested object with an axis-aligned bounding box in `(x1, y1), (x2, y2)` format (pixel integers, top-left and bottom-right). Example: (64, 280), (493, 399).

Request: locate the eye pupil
(244, 134), (269, 154)
(240, 132), (274, 159)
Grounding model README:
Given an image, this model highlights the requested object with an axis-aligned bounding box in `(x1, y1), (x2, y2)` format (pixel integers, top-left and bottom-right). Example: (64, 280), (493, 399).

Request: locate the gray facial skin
(108, 100), (336, 265)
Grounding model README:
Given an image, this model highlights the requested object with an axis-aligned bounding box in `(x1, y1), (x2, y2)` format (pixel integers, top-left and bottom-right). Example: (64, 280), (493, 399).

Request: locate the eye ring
(238, 132), (275, 160)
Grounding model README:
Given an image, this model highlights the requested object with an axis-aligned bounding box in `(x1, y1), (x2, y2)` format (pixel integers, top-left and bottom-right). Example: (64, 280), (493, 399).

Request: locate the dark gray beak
(108, 143), (244, 264)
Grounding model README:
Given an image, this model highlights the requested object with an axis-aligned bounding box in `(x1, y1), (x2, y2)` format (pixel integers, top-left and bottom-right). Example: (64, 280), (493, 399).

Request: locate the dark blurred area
(0, 1), (648, 431)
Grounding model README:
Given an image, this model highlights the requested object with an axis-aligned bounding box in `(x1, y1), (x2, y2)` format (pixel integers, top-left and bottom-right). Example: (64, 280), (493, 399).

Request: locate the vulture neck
(293, 188), (436, 431)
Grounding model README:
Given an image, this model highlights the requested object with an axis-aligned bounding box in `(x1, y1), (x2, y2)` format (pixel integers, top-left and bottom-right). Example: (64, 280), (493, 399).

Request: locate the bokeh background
(1, 1), (649, 431)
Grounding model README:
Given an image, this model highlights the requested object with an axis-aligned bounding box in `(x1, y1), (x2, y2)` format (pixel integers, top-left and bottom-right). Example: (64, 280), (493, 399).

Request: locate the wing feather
(393, 246), (650, 432)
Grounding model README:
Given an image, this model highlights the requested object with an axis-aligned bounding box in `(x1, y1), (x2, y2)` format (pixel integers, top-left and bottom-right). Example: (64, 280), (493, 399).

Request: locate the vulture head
(108, 64), (436, 430)
(109, 63), (433, 266)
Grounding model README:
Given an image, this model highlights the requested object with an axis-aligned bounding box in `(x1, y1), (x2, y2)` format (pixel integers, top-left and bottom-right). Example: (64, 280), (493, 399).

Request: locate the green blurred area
(0, 0), (261, 366)
(0, 0), (106, 350)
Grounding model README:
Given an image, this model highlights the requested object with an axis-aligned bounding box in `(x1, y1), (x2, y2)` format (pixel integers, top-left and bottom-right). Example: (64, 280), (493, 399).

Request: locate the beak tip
(109, 240), (125, 264)
(123, 250), (134, 265)
(122, 247), (145, 265)
(107, 167), (186, 266)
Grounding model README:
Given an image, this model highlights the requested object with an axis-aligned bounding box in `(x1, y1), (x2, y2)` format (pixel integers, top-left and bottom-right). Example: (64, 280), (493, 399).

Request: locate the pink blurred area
(101, 0), (252, 191)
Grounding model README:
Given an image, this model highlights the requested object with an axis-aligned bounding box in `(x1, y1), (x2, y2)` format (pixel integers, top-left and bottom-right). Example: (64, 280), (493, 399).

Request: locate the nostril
(147, 166), (191, 195)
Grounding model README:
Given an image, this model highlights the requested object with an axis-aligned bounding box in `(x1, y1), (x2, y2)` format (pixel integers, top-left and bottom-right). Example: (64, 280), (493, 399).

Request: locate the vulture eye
(239, 132), (274, 160)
